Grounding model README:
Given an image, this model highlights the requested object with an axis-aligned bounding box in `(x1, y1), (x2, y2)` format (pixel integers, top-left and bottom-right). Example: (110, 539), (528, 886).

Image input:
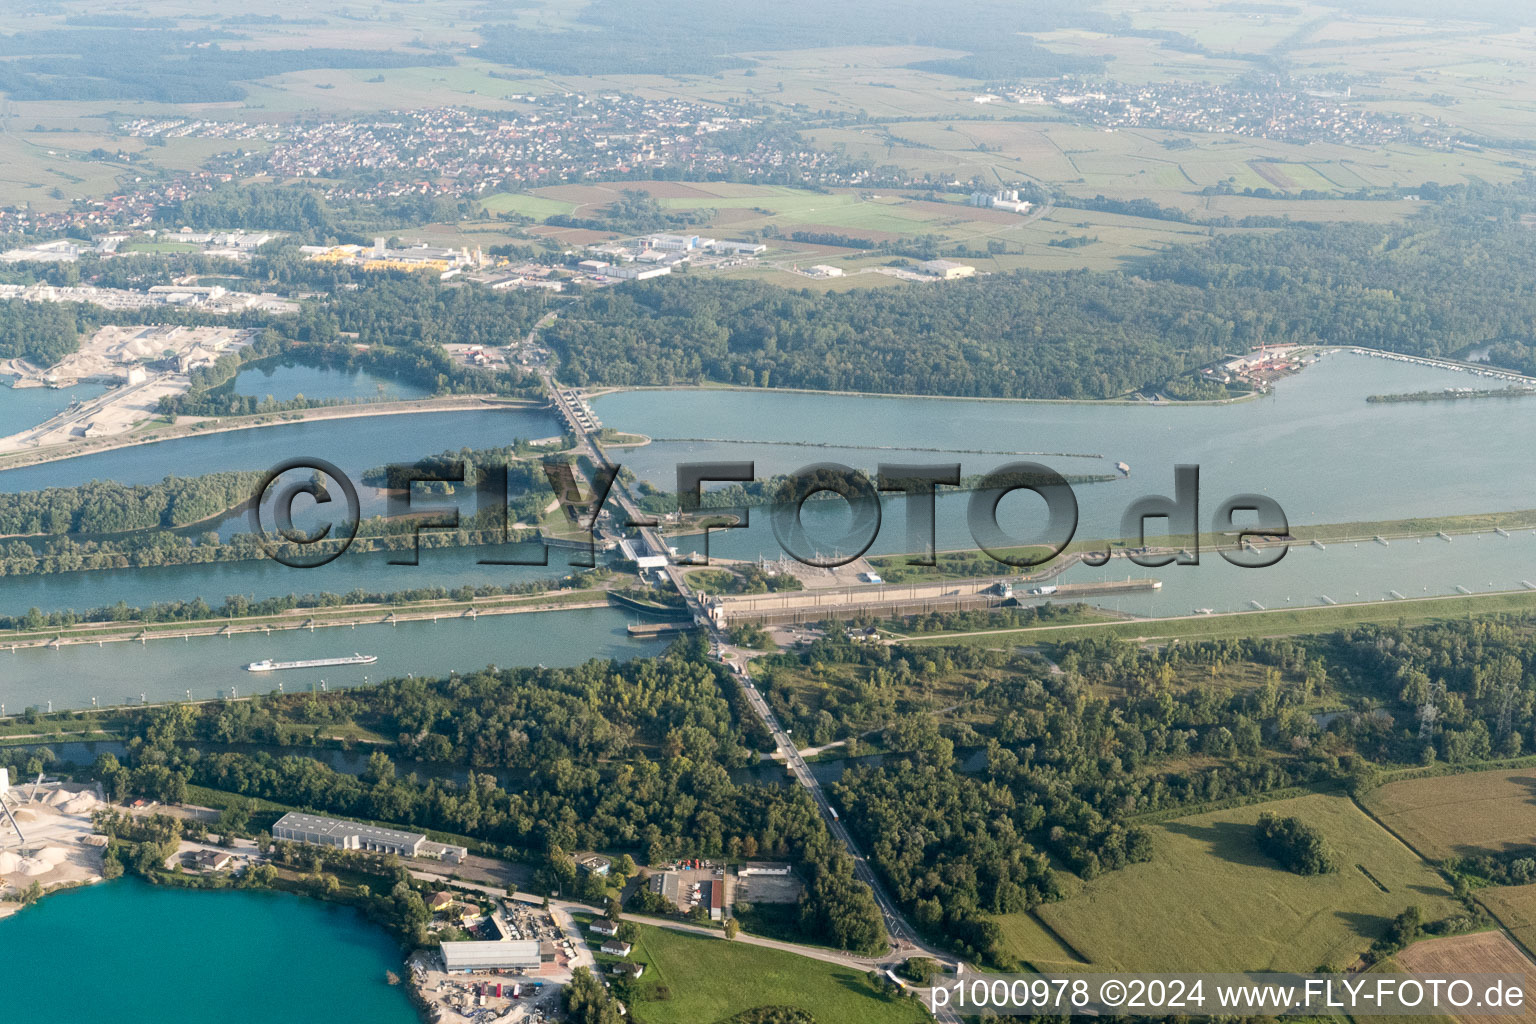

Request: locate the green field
(479, 192), (582, 219)
(610, 921), (928, 1024)
(1007, 794), (1461, 972)
(1364, 769), (1536, 862)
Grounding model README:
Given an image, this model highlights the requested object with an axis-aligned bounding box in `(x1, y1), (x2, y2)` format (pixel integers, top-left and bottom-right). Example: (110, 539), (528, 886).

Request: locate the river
(593, 350), (1536, 540)
(0, 879), (417, 1024)
(2, 353), (1534, 709)
(0, 605), (667, 712)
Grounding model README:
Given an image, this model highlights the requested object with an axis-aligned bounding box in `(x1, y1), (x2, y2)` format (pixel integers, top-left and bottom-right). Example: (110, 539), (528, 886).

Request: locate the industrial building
(440, 940), (542, 973)
(708, 239), (767, 255)
(700, 878), (724, 921)
(967, 189), (1032, 214)
(272, 812), (428, 857)
(271, 812), (469, 863)
(919, 259), (976, 280)
(648, 233), (711, 251)
(607, 264), (672, 281)
(301, 239), (482, 277)
(737, 862), (792, 876)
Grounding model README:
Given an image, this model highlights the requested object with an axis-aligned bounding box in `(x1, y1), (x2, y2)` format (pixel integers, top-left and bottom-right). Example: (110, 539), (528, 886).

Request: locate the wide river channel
(1, 351), (1532, 711)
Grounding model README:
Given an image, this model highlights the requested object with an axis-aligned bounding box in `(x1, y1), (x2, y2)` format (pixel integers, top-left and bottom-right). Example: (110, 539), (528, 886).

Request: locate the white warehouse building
(441, 940), (542, 973)
(272, 812), (427, 856)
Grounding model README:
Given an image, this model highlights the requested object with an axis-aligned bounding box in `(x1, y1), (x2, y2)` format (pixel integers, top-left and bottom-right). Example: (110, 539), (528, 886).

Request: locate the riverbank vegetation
(0, 575), (591, 635)
(1367, 386), (1536, 403)
(0, 470), (264, 536)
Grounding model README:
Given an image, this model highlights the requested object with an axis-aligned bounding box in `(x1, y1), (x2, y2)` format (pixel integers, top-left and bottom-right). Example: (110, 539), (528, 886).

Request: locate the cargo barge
(247, 653), (378, 673)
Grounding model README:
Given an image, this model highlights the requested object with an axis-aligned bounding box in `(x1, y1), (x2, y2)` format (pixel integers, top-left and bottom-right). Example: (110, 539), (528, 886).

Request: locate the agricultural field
(1365, 770), (1536, 862)
(505, 179), (1235, 274)
(1475, 886), (1536, 960)
(1393, 932), (1536, 1024)
(479, 192), (581, 220)
(4, 0), (1535, 268)
(1009, 794), (1461, 972)
(613, 921), (928, 1024)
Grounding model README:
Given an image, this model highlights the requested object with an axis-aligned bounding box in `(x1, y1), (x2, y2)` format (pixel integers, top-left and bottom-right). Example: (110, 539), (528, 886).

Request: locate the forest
(544, 177), (1536, 399)
(0, 300), (83, 364)
(0, 29), (448, 103)
(0, 470), (263, 536)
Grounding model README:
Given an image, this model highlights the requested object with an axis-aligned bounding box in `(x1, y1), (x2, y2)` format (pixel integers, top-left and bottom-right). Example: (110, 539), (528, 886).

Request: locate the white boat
(246, 653), (378, 673)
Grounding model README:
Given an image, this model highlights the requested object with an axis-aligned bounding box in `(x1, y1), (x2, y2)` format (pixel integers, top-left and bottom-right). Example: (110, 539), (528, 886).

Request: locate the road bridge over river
(524, 323), (964, 1018)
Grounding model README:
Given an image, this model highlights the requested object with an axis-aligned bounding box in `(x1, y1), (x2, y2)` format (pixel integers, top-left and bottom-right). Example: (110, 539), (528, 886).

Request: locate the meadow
(610, 920), (929, 1024)
(1005, 794), (1461, 972)
(1364, 770), (1536, 862)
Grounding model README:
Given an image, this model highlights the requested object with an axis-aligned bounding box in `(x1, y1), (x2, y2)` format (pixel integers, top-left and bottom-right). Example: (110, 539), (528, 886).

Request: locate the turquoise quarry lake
(1, 879), (417, 1024)
(0, 379), (108, 437)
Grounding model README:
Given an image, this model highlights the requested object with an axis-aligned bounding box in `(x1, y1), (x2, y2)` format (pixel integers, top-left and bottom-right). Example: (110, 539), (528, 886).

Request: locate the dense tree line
(0, 501), (547, 579)
(0, 300), (82, 364)
(168, 185), (473, 240)
(545, 274), (1212, 398)
(0, 577), (567, 632)
(1254, 812), (1337, 875)
(0, 30), (449, 103)
(0, 471), (263, 536)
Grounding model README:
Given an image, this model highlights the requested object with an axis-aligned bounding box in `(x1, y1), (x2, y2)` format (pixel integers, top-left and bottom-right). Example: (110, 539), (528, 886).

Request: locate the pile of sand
(58, 793), (97, 815)
(17, 847), (68, 876)
(44, 788), (93, 808)
(0, 852), (20, 874)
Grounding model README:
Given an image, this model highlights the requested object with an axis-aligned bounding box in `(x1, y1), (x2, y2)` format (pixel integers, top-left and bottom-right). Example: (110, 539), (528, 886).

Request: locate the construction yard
(0, 325), (257, 455)
(0, 776), (106, 917)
